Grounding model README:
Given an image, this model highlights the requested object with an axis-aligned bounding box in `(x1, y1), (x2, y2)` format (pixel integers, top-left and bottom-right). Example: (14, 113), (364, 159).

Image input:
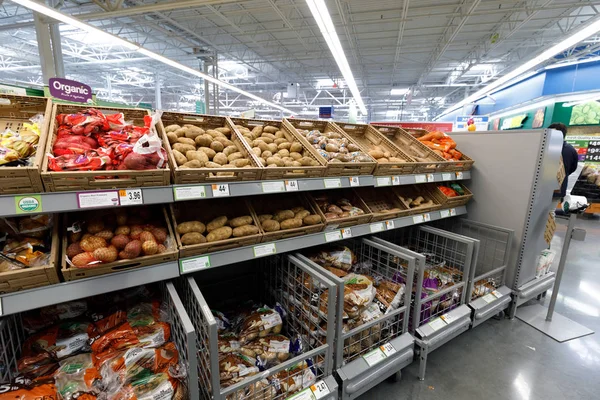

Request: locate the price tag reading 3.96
(119, 189), (143, 206)
(212, 184), (230, 197)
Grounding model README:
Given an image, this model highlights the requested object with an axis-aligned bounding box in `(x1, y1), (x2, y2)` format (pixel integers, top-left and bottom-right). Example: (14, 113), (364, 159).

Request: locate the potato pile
(257, 206), (321, 232)
(298, 129), (372, 163)
(367, 145), (405, 164)
(66, 209), (170, 268)
(164, 123), (253, 174)
(176, 214), (259, 245)
(313, 194), (367, 220)
(236, 124), (320, 168)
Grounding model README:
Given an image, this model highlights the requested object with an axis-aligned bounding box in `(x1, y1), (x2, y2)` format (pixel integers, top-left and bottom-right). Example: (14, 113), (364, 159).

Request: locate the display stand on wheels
(297, 238), (415, 400)
(372, 225), (476, 380)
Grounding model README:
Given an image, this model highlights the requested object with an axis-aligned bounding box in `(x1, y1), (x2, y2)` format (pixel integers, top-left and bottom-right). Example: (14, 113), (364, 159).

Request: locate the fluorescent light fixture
(10, 0), (294, 115)
(545, 56), (600, 70)
(390, 88), (409, 96)
(305, 0), (367, 115)
(438, 16), (600, 118)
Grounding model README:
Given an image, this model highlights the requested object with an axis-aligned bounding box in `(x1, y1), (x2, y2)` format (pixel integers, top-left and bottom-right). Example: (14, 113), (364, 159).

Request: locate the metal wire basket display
(177, 255), (337, 400)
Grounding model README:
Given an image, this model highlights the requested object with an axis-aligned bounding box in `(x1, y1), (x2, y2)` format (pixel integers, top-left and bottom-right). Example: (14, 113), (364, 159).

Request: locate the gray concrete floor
(359, 216), (600, 400)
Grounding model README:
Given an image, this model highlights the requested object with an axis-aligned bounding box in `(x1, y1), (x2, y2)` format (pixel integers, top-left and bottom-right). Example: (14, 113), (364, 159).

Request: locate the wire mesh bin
(432, 219), (514, 327)
(371, 225), (476, 380)
(177, 255), (339, 400)
(0, 282), (198, 399)
(296, 238), (415, 400)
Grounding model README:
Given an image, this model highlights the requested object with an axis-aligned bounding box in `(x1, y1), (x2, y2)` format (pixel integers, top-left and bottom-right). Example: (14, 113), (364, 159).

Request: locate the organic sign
(49, 78), (92, 103)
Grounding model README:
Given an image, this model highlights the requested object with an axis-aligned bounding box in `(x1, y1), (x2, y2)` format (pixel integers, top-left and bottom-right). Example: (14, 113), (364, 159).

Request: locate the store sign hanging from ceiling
(49, 78), (93, 104)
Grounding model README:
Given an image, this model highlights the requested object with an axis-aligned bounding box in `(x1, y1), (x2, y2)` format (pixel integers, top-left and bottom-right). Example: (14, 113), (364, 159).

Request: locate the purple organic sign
(49, 78), (92, 103)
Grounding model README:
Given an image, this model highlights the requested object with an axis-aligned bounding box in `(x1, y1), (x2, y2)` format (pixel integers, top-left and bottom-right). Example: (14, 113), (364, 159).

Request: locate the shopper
(548, 123), (578, 199)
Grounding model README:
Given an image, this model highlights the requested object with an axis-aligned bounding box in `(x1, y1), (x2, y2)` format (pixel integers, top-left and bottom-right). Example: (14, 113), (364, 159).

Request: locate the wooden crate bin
(42, 104), (171, 192)
(371, 124), (447, 174)
(171, 197), (262, 257)
(249, 193), (324, 242)
(353, 187), (410, 222)
(333, 122), (418, 175)
(406, 129), (474, 172)
(393, 185), (442, 215)
(159, 112), (263, 183)
(283, 118), (377, 176)
(307, 189), (373, 229)
(430, 182), (473, 208)
(0, 94), (52, 194)
(230, 117), (326, 180)
(0, 216), (60, 294)
(61, 206), (178, 281)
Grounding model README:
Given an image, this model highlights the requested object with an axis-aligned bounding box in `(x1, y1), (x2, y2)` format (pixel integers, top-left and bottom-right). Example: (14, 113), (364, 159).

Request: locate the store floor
(359, 217), (600, 400)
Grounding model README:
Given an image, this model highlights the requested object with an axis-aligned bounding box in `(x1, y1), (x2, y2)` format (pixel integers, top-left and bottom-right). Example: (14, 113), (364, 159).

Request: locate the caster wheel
(493, 310), (505, 320)
(387, 371), (402, 383)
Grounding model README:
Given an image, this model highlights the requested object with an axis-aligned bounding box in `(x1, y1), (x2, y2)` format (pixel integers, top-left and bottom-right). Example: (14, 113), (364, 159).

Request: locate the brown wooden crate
(248, 193), (324, 242)
(159, 112), (263, 183)
(307, 189), (373, 229)
(230, 117), (326, 180)
(372, 124), (448, 174)
(171, 197), (262, 257)
(0, 94), (52, 194)
(283, 118), (377, 176)
(61, 207), (177, 281)
(0, 215), (60, 294)
(333, 122), (418, 175)
(353, 187), (410, 222)
(41, 104), (171, 192)
(393, 185), (443, 215)
(406, 129), (474, 172)
(429, 182), (473, 208)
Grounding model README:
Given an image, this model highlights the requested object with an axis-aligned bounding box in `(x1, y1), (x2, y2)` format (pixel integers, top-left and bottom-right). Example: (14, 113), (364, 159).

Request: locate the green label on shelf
(14, 195), (42, 214)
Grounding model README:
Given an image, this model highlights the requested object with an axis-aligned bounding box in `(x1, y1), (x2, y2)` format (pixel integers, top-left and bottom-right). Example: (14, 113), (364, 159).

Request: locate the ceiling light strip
(305, 0), (367, 115)
(10, 0), (294, 114)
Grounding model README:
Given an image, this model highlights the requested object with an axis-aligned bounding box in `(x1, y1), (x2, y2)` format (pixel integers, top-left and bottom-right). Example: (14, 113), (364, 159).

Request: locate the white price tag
(415, 175), (427, 184)
(310, 381), (330, 400)
(77, 191), (119, 209)
(370, 222), (385, 233)
(262, 181), (286, 193)
(456, 171), (464, 179)
(440, 209), (451, 218)
(119, 189), (143, 206)
(482, 293), (496, 304)
(325, 231), (342, 242)
(492, 290), (503, 298)
(429, 318), (446, 331)
(426, 173), (435, 182)
(349, 176), (360, 187)
(440, 313), (454, 324)
(324, 178), (342, 189)
(173, 186), (206, 200)
(285, 180), (299, 191)
(412, 215), (424, 224)
(442, 173), (453, 181)
(392, 176), (401, 185)
(341, 228), (352, 238)
(380, 342), (396, 357)
(253, 243), (276, 258)
(212, 184), (230, 197)
(423, 213), (431, 222)
(363, 348), (387, 367)
(386, 220), (395, 230)
(450, 208), (457, 216)
(376, 177), (392, 187)
(180, 256), (211, 273)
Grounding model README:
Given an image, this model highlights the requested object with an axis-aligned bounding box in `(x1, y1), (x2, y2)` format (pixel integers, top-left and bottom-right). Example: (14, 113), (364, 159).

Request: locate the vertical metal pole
(214, 54), (220, 115)
(280, 91), (284, 119)
(546, 213), (577, 321)
(49, 23), (64, 78)
(106, 75), (112, 100)
(34, 14), (56, 83)
(155, 72), (162, 110)
(204, 59), (210, 115)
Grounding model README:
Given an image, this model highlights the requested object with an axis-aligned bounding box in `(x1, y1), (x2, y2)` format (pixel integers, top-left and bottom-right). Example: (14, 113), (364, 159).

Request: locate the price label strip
(414, 175), (427, 184)
(370, 222), (385, 233)
(380, 342), (396, 357)
(376, 177), (391, 187)
(362, 348), (387, 367)
(253, 243), (276, 258)
(310, 381), (330, 400)
(285, 180), (298, 191)
(341, 228), (352, 238)
(173, 186), (206, 200)
(212, 184), (230, 197)
(385, 220), (395, 230)
(262, 181), (285, 193)
(349, 176), (360, 187)
(77, 191), (119, 209)
(423, 213), (431, 222)
(180, 256), (211, 274)
(324, 231), (342, 242)
(440, 313), (454, 324)
(492, 290), (503, 298)
(481, 293), (496, 304)
(455, 171), (464, 179)
(324, 178), (342, 189)
(428, 318), (446, 332)
(392, 176), (400, 185)
(119, 189), (143, 206)
(442, 173), (453, 181)
(426, 173), (435, 182)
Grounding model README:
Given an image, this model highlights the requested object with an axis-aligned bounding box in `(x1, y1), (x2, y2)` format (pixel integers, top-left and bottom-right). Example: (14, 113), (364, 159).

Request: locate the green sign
(14, 195), (42, 214)
(566, 134), (600, 164)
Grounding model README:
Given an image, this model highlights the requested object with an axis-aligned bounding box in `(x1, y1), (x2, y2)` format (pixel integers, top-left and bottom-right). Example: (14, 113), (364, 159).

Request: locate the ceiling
(1, 0), (600, 121)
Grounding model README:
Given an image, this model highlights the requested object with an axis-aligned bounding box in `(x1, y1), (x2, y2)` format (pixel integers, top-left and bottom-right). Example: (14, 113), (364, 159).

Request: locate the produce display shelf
(0, 171), (470, 217)
(178, 205), (468, 274)
(0, 261), (180, 317)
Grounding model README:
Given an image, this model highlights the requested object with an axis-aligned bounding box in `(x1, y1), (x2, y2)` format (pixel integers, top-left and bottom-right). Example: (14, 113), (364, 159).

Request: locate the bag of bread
(218, 333), (241, 354)
(343, 274), (376, 309)
(309, 246), (356, 271)
(240, 334), (290, 368)
(373, 280), (406, 314)
(239, 307), (282, 343)
(270, 360), (316, 397)
(219, 353), (259, 383)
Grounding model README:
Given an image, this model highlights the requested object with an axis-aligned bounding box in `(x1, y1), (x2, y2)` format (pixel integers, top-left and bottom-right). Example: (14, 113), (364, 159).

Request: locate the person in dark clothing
(548, 123), (578, 198)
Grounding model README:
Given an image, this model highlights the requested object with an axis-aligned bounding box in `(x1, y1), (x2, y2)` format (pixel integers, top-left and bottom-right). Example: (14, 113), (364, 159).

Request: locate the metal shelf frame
(0, 171), (470, 217)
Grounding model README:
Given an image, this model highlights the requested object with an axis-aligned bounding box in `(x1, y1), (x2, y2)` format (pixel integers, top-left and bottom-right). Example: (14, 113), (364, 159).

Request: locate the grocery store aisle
(360, 217), (600, 400)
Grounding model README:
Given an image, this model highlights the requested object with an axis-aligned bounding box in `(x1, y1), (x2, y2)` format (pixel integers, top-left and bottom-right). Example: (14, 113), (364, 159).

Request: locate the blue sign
(319, 106), (334, 119)
(454, 115), (489, 131)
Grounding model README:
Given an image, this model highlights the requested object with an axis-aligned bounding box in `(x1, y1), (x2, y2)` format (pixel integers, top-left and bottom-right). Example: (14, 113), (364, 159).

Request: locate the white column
(155, 71), (162, 110)
(34, 13), (56, 83)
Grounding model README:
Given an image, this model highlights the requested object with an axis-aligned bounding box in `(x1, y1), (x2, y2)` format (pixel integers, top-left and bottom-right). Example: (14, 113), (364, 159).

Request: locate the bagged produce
(54, 353), (102, 400)
(0, 114), (43, 167)
(0, 377), (58, 400)
(239, 307), (283, 343)
(219, 353), (259, 383)
(106, 372), (182, 400)
(0, 215), (53, 272)
(22, 300), (88, 334)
